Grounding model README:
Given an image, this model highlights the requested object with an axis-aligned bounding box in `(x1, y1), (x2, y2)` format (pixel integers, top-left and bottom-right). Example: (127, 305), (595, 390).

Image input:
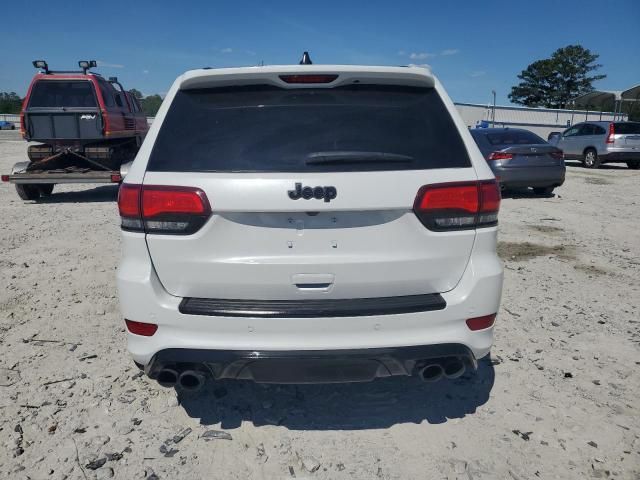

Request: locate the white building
(455, 103), (625, 139)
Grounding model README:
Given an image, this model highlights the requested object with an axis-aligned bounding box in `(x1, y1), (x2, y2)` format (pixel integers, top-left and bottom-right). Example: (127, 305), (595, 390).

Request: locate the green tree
(129, 88), (144, 100)
(0, 92), (23, 113)
(140, 94), (163, 116)
(509, 45), (606, 109)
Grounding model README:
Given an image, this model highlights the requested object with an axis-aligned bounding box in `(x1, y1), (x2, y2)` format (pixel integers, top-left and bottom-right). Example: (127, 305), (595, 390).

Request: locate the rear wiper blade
(305, 151), (414, 165)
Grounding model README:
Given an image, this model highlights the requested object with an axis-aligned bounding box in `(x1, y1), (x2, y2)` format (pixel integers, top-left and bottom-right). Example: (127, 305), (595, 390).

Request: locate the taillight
(413, 180), (500, 231)
(606, 123), (615, 144)
(279, 74), (338, 84)
(550, 151), (564, 160)
(466, 313), (496, 331)
(488, 151), (513, 161)
(20, 112), (26, 137)
(125, 319), (158, 336)
(117, 184), (211, 234)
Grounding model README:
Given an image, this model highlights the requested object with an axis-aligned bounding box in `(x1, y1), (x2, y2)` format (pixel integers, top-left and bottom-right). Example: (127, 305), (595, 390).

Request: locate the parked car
(549, 121), (640, 169)
(470, 128), (565, 195)
(117, 58), (503, 390)
(0, 120), (16, 130)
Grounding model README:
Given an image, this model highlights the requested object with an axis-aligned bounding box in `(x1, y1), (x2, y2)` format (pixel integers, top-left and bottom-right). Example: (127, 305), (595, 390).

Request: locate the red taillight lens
(466, 313), (496, 331)
(606, 122), (615, 144)
(279, 74), (338, 84)
(488, 152), (513, 161)
(118, 184), (211, 234)
(1, 175), (9, 182)
(125, 319), (158, 336)
(550, 151), (564, 160)
(142, 186), (209, 218)
(413, 180), (500, 231)
(118, 183), (141, 217)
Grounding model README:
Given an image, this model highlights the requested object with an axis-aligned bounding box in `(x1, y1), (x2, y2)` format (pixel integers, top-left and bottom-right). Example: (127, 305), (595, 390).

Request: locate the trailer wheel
(38, 184), (54, 196)
(15, 184), (41, 200)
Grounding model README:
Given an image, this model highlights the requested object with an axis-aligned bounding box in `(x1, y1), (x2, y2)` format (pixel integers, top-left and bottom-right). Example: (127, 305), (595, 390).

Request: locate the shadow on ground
(501, 187), (555, 199)
(35, 185), (119, 204)
(564, 160), (631, 170)
(178, 356), (495, 430)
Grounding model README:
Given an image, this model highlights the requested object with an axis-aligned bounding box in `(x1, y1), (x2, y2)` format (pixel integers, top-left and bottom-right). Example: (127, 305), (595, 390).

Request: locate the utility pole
(491, 90), (496, 126)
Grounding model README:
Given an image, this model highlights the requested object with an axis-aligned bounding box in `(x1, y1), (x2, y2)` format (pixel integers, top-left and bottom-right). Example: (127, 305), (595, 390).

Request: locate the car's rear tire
(582, 148), (600, 168)
(533, 186), (554, 196)
(627, 161), (640, 170)
(38, 184), (54, 196)
(15, 184), (41, 200)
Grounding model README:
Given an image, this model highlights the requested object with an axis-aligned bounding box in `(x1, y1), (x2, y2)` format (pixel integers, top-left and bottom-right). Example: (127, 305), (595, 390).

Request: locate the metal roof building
(455, 103), (625, 138)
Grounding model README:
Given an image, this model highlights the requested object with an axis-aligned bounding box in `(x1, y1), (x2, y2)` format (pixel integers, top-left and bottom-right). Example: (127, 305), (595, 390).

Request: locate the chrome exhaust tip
(443, 358), (466, 379)
(157, 368), (179, 388)
(178, 370), (206, 392)
(420, 364), (444, 383)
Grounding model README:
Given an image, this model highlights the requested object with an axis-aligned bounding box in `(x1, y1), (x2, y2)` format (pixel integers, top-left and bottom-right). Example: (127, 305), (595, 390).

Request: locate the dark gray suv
(471, 128), (565, 195)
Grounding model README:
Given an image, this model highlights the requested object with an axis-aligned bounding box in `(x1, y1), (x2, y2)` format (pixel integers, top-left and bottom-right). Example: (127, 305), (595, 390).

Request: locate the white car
(117, 59), (503, 390)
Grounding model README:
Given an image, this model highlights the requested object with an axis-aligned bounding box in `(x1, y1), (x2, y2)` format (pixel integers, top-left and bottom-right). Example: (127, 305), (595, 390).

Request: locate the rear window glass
(28, 81), (97, 108)
(485, 130), (544, 146)
(147, 85), (471, 172)
(614, 122), (640, 134)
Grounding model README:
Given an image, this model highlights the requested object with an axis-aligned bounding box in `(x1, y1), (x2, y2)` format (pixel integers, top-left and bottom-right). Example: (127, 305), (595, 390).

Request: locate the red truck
(2, 60), (149, 200)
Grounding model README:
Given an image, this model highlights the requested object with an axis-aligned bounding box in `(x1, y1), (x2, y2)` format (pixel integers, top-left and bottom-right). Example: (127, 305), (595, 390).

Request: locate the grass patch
(527, 225), (564, 234)
(497, 241), (574, 262)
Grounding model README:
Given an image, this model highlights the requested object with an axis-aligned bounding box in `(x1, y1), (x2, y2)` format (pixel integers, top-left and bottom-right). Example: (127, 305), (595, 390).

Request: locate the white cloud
(397, 50), (407, 56)
(409, 52), (435, 60)
(245, 50), (257, 56)
(408, 63), (431, 69)
(220, 48), (233, 54)
(440, 49), (460, 56)
(97, 61), (124, 69)
(470, 70), (486, 77)
(143, 69), (149, 74)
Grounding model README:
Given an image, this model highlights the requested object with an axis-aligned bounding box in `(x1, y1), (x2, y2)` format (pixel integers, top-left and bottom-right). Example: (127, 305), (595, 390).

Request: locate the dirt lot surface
(1, 129), (639, 479)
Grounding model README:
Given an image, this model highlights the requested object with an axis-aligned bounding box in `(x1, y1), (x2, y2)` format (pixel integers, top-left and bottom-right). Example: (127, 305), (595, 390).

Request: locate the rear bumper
(145, 344), (476, 383)
(492, 165), (565, 188)
(117, 229), (503, 374)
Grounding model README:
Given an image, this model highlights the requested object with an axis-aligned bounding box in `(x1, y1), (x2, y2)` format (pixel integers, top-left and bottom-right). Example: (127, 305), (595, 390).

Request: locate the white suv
(117, 61), (503, 390)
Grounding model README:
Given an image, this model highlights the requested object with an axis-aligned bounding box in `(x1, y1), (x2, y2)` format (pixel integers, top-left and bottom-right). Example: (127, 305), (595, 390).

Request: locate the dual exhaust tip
(419, 357), (466, 382)
(157, 368), (206, 391)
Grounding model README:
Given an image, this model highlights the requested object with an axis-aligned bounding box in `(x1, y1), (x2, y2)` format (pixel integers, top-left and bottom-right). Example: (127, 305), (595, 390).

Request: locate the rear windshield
(28, 80), (97, 108)
(485, 130), (544, 146)
(614, 122), (640, 135)
(147, 85), (471, 172)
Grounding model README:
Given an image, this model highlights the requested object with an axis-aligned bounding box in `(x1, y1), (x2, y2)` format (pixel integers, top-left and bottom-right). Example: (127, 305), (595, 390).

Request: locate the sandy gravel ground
(0, 129), (639, 479)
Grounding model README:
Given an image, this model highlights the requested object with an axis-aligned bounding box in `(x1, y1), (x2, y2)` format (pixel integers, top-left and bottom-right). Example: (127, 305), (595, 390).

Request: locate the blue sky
(1, 0), (638, 105)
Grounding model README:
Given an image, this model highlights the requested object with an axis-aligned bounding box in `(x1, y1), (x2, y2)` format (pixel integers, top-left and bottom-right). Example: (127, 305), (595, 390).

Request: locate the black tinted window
(485, 130), (544, 146)
(147, 85), (471, 172)
(581, 124), (599, 135)
(28, 81), (96, 108)
(614, 122), (640, 134)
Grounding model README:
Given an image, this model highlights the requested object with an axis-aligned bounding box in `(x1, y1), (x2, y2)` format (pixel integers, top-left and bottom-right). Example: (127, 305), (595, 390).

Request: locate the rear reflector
(279, 74), (338, 84)
(413, 180), (500, 231)
(110, 173), (122, 183)
(550, 151), (564, 160)
(125, 319), (158, 336)
(488, 152), (513, 161)
(466, 314), (496, 331)
(1, 175), (9, 182)
(118, 184), (211, 234)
